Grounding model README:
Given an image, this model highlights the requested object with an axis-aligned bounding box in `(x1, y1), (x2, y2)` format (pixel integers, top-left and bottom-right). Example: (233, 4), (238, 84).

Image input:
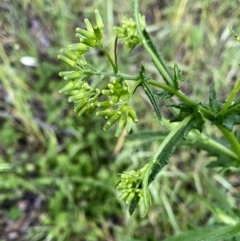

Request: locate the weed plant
(0, 0), (240, 241)
(58, 0), (240, 240)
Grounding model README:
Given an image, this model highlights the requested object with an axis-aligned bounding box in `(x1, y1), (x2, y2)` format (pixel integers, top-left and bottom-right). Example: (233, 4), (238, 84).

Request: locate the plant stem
(148, 79), (219, 120)
(100, 44), (118, 73)
(148, 79), (195, 106)
(134, 0), (172, 86)
(191, 131), (239, 160)
(218, 125), (240, 160)
(93, 71), (138, 80)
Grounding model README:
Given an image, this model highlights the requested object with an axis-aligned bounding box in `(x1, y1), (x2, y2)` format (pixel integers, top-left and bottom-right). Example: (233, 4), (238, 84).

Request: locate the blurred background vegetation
(0, 0), (239, 240)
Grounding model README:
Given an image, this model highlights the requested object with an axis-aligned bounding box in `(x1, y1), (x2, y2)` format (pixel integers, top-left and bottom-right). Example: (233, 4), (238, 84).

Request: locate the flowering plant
(58, 1), (240, 239)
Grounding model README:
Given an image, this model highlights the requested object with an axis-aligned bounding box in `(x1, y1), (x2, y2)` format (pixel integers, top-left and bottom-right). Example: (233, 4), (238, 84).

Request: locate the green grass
(0, 0), (239, 240)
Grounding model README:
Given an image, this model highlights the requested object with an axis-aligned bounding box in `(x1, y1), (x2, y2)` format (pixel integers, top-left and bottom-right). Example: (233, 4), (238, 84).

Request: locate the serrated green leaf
(129, 194), (140, 215)
(209, 82), (222, 112)
(162, 223), (240, 241)
(173, 63), (182, 89)
(140, 66), (162, 120)
(155, 90), (173, 99)
(148, 113), (204, 184)
(170, 104), (200, 124)
(221, 110), (240, 131)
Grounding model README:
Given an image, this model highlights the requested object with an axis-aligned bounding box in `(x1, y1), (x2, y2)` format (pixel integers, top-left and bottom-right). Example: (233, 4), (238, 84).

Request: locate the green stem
(141, 38), (172, 85)
(134, 1), (172, 86)
(148, 79), (218, 120)
(218, 125), (240, 160)
(130, 79), (142, 95)
(191, 131), (239, 160)
(148, 79), (195, 106)
(100, 44), (118, 73)
(220, 80), (240, 115)
(93, 71), (138, 80)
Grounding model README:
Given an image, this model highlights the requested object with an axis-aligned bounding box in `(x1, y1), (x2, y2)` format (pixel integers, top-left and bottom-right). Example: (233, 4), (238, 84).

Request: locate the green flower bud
(101, 89), (112, 95)
(115, 115), (126, 137)
(60, 49), (78, 60)
(109, 95), (119, 105)
(120, 104), (129, 114)
(76, 27), (96, 40)
(81, 82), (91, 90)
(81, 38), (98, 47)
(125, 192), (135, 204)
(84, 18), (95, 33)
(77, 104), (89, 116)
(97, 101), (112, 108)
(58, 55), (76, 67)
(93, 27), (102, 41)
(94, 9), (104, 30)
(59, 81), (75, 94)
(103, 111), (121, 130)
(111, 81), (123, 89)
(68, 90), (81, 96)
(118, 94), (129, 102)
(74, 101), (85, 113)
(118, 192), (130, 201)
(128, 108), (138, 123)
(96, 109), (114, 118)
(125, 116), (133, 133)
(68, 43), (88, 52)
(89, 92), (100, 102)
(59, 71), (74, 77)
(68, 93), (85, 102)
(107, 83), (115, 90)
(63, 71), (82, 81)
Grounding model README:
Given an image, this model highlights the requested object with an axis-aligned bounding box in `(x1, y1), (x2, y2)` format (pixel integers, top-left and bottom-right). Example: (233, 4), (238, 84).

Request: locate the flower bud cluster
(114, 16), (145, 49)
(58, 11), (139, 137)
(59, 77), (100, 116)
(117, 165), (147, 204)
(96, 80), (138, 137)
(58, 9), (104, 67)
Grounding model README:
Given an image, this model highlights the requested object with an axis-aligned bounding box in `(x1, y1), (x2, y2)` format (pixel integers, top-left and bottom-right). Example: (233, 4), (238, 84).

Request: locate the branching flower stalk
(58, 0), (240, 217)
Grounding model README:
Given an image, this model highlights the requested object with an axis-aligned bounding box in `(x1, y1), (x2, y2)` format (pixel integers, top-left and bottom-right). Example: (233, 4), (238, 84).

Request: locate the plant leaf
(162, 223), (240, 241)
(170, 104), (195, 122)
(140, 66), (162, 120)
(209, 82), (222, 112)
(155, 90), (173, 99)
(221, 108), (240, 131)
(129, 193), (140, 215)
(148, 113), (204, 184)
(173, 63), (182, 89)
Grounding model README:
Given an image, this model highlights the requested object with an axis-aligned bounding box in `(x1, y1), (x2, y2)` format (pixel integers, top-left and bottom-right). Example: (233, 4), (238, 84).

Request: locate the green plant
(57, 0), (240, 240)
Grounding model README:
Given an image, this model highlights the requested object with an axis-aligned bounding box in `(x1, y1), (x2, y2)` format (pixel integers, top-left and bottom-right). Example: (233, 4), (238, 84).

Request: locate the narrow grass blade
(163, 223), (240, 241)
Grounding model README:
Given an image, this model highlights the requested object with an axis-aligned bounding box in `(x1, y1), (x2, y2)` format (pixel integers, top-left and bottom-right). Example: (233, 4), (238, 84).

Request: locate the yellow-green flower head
(114, 16), (145, 49)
